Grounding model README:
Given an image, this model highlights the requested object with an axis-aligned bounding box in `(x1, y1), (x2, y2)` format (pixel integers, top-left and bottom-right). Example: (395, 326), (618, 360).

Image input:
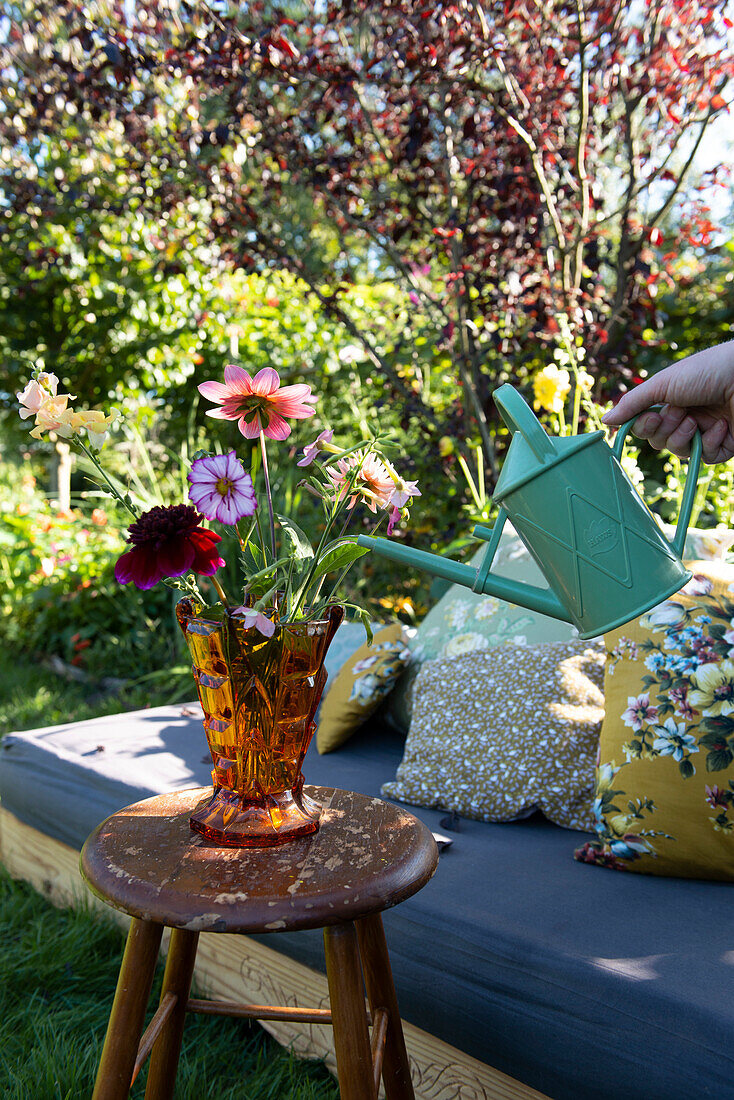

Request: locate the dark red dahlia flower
(114, 504), (225, 590)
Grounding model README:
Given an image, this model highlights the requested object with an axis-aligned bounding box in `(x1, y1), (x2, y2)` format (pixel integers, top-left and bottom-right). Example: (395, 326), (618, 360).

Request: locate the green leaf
(241, 538), (277, 575)
(353, 605), (374, 646)
(707, 748), (734, 772)
(679, 757), (695, 779)
(309, 539), (370, 584)
(275, 514), (314, 561)
(698, 716), (734, 737)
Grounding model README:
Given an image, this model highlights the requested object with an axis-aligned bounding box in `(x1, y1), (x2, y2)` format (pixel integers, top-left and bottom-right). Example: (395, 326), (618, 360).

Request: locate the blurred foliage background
(1, 0), (733, 696)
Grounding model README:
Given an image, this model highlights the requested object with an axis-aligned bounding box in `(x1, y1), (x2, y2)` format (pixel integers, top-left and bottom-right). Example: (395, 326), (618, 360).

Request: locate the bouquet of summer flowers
(16, 365), (419, 639)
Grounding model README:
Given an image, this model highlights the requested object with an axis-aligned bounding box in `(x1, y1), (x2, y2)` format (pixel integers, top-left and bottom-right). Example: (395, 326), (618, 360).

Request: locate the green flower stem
(210, 574), (230, 607)
(259, 431), (277, 561)
(456, 452), (484, 511)
(322, 512), (386, 606)
(252, 497), (267, 563)
(571, 380), (582, 437)
(78, 439), (211, 608)
(245, 554), (292, 586)
(317, 438), (374, 466)
(287, 451), (376, 621)
(235, 517), (257, 552)
(282, 556), (296, 617)
(75, 439), (139, 520)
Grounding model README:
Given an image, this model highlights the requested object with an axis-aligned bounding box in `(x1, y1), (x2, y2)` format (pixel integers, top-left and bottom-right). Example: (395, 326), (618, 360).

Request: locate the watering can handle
(493, 384), (556, 464)
(612, 413), (703, 559)
(473, 507), (510, 593)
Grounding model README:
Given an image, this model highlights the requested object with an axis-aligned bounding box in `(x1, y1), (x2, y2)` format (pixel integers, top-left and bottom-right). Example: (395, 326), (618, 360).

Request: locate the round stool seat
(81, 785), (438, 934)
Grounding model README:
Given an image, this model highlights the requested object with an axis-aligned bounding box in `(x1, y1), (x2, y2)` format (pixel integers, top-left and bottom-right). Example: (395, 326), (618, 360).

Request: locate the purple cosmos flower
(187, 452), (257, 524)
(231, 606), (276, 637)
(297, 429), (334, 467)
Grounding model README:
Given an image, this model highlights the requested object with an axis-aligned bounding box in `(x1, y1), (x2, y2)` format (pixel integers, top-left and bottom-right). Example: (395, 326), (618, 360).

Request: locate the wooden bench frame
(0, 805), (547, 1100)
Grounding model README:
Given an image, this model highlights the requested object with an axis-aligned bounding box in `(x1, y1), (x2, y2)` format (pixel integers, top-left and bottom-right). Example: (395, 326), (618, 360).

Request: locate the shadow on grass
(0, 870), (339, 1099)
(0, 660), (193, 740)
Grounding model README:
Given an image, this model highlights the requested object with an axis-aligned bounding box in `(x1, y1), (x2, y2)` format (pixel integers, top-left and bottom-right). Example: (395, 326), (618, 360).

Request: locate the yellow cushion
(575, 560), (734, 880)
(317, 624), (411, 753)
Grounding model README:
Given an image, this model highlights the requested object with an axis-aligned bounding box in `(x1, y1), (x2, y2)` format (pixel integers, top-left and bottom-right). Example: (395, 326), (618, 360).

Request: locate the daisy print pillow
(575, 561), (734, 880)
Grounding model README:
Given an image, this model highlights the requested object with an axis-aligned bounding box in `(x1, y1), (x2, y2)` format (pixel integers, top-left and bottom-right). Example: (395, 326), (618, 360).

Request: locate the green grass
(0, 660), (191, 738)
(0, 661), (339, 1097)
(0, 869), (339, 1099)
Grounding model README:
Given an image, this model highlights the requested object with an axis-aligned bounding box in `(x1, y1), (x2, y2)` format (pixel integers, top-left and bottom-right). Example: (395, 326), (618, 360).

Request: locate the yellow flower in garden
(72, 408), (121, 449)
(533, 365), (571, 415)
(22, 371), (120, 449)
(29, 401), (77, 439)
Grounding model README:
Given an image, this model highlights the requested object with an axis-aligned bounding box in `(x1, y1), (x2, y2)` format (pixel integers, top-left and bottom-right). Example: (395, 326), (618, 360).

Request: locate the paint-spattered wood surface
(80, 786), (438, 933)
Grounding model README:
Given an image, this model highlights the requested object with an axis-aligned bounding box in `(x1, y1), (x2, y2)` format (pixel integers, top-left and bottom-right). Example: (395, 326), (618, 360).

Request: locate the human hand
(602, 342), (734, 464)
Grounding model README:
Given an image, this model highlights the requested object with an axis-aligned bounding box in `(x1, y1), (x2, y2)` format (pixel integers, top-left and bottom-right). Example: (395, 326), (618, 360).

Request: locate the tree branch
(441, 85), (498, 475)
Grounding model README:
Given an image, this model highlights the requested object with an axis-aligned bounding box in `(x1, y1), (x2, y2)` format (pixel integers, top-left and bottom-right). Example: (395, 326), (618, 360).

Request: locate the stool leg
(92, 917), (163, 1100)
(356, 913), (414, 1100)
(324, 922), (377, 1100)
(144, 928), (200, 1100)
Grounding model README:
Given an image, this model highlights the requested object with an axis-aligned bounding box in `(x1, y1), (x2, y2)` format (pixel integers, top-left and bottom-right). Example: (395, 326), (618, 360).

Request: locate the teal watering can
(358, 384), (704, 639)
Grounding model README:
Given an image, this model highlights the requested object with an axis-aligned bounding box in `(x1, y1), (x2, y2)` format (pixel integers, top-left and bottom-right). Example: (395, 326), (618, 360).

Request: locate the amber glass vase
(176, 597), (344, 847)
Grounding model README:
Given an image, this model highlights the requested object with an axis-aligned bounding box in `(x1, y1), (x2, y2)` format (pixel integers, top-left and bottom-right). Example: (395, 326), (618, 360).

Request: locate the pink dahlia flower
(198, 365), (316, 441)
(187, 451), (257, 524)
(114, 504), (225, 590)
(326, 451), (396, 513)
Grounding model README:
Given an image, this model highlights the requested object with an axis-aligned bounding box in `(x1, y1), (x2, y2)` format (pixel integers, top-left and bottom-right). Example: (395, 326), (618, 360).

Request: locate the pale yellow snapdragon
(17, 372), (120, 450)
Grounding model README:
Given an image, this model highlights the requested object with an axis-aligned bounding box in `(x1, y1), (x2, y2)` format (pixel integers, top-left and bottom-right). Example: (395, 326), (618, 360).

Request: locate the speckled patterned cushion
(382, 639), (606, 830)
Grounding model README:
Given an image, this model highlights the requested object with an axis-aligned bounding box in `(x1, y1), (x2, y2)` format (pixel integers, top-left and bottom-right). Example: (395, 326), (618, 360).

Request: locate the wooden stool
(80, 785), (439, 1100)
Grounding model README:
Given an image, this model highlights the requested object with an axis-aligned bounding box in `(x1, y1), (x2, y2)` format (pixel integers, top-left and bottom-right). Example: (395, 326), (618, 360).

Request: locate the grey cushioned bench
(1, 704), (733, 1100)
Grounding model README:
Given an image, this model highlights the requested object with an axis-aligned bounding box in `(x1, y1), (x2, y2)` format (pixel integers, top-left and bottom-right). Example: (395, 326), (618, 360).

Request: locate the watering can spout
(355, 535), (573, 624)
(356, 535), (478, 590)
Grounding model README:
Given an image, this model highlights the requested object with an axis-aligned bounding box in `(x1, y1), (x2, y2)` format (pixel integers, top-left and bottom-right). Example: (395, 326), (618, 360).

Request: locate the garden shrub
(0, 464), (182, 680)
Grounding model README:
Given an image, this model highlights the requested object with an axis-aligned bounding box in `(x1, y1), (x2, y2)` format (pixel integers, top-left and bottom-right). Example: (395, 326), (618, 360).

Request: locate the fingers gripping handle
(612, 413), (703, 559)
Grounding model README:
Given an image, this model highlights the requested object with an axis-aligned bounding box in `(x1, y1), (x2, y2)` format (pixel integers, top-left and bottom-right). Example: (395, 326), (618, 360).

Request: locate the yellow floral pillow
(316, 624), (412, 753)
(575, 560), (734, 880)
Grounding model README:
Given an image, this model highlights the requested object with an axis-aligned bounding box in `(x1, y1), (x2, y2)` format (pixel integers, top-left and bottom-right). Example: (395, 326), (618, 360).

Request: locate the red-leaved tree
(2, 0), (732, 473)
